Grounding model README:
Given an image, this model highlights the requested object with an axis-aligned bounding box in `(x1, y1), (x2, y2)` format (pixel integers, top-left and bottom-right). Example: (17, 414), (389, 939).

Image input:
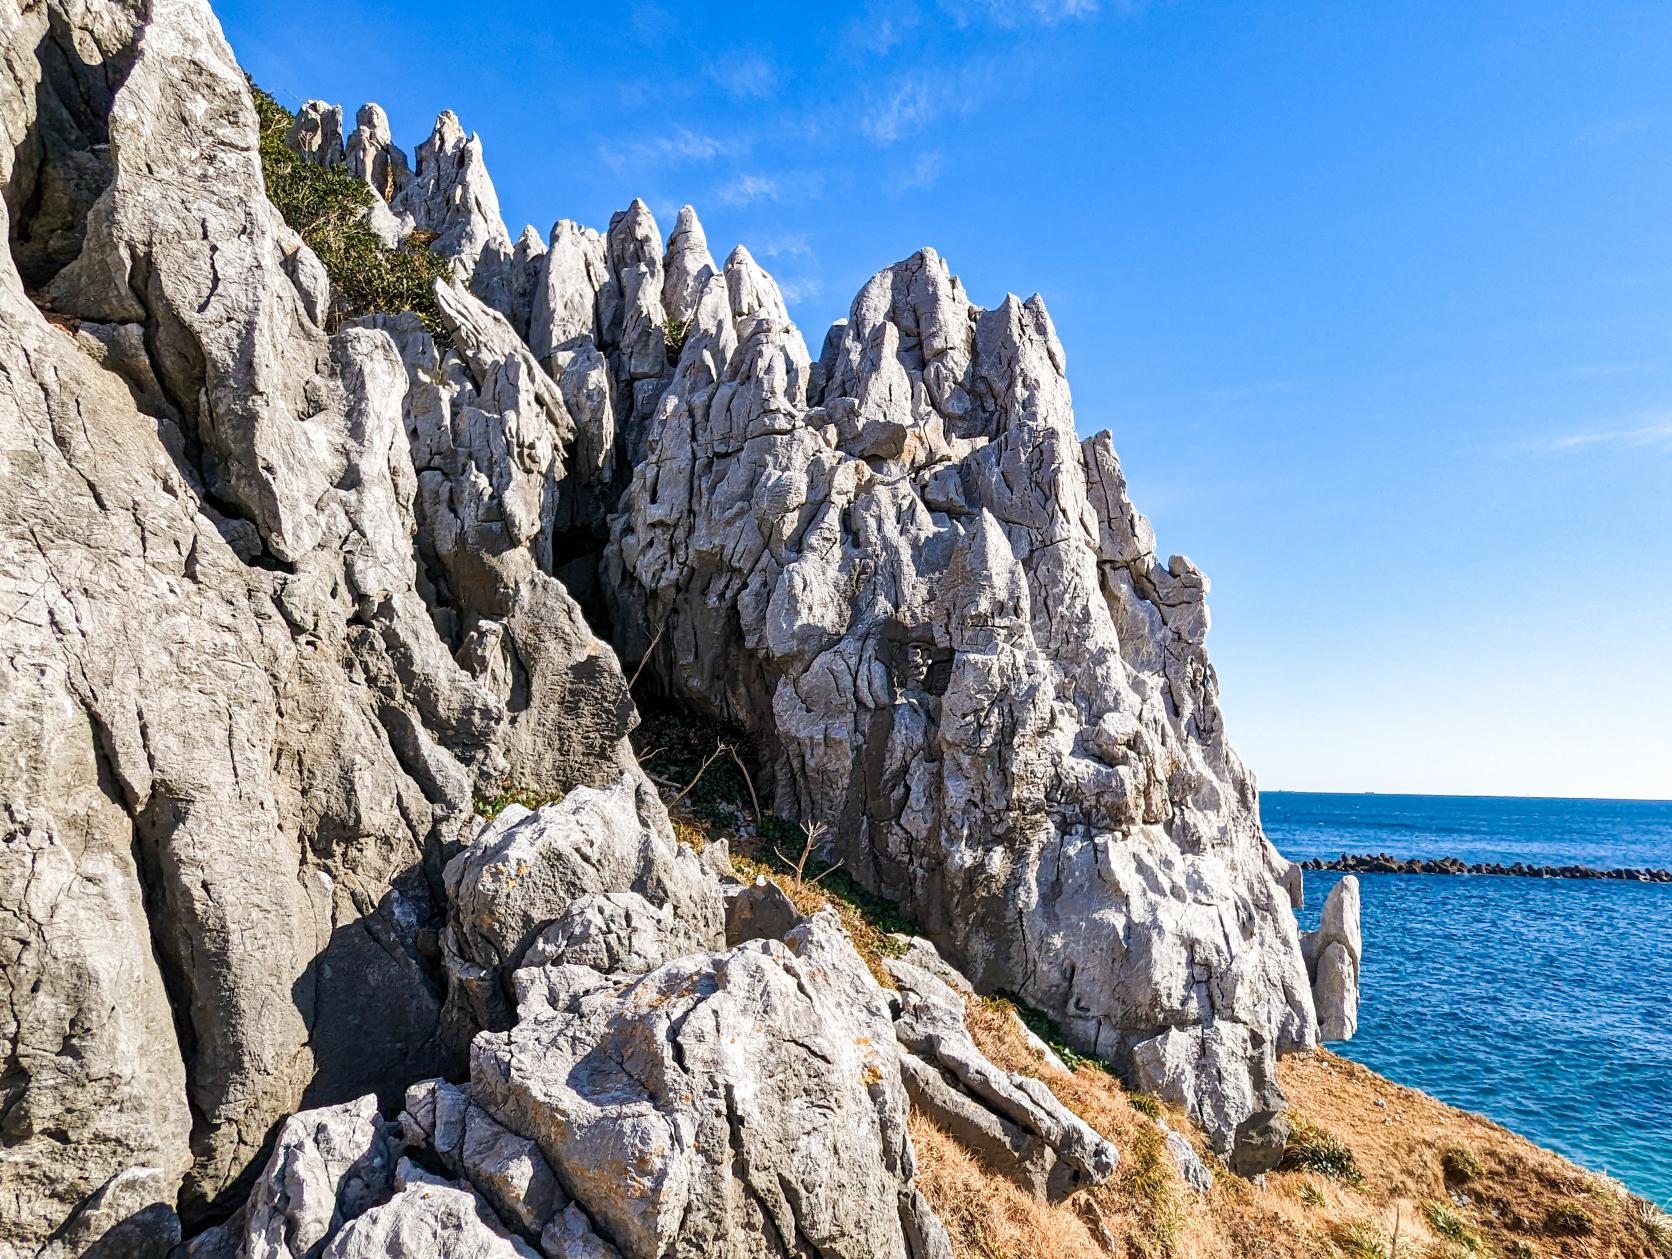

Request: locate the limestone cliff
(0, 0), (1354, 1254)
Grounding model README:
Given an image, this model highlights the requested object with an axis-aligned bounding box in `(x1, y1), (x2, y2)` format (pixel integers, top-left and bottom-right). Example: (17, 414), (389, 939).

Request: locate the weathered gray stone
(285, 100), (345, 167)
(320, 1164), (539, 1259)
(1, 1), (1357, 1248)
(661, 205), (715, 328)
(606, 242), (1321, 1164)
(721, 877), (803, 946)
(243, 1095), (395, 1259)
(0, 2), (650, 1248)
(469, 910), (943, 1259)
(540, 1204), (621, 1259)
(441, 777), (723, 1035)
(1161, 1123), (1215, 1194)
(886, 958), (1118, 1197)
(887, 935), (975, 996)
(399, 1079), (565, 1240)
(345, 102), (411, 202)
(394, 111), (518, 322)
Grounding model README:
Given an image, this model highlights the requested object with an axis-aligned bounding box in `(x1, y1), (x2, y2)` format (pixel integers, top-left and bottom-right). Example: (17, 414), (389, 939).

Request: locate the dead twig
(724, 744), (762, 829)
(626, 623), (666, 690)
(774, 819), (841, 888)
(669, 742), (728, 807)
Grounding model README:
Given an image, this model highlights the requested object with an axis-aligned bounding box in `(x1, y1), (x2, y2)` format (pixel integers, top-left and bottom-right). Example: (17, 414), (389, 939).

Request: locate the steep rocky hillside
(30, 2), (1654, 1257)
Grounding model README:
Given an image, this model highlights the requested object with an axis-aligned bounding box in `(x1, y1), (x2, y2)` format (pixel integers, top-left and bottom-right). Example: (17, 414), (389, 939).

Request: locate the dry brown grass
(642, 714), (1665, 1259)
(1279, 1051), (1668, 1259)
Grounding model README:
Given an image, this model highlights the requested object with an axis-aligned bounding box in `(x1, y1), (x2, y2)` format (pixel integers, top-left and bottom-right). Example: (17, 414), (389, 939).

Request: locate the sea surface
(1265, 791), (1672, 1208)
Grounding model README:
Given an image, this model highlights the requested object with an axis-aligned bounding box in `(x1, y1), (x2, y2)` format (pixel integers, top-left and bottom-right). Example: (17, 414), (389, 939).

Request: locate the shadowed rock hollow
(0, 0), (1357, 1254)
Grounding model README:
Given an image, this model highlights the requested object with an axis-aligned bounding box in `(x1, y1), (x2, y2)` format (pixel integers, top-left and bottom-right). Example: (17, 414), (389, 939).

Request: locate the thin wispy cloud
(861, 66), (993, 145)
(778, 276), (823, 305)
(716, 174), (781, 206)
(599, 127), (748, 172)
(715, 172), (827, 207)
(1563, 360), (1659, 381)
(757, 231), (813, 259)
(1525, 416), (1672, 453)
(706, 51), (779, 99)
(938, 0), (1103, 28)
(846, 0), (924, 55)
(900, 149), (944, 191)
(629, 1), (669, 43)
(1574, 112), (1656, 148)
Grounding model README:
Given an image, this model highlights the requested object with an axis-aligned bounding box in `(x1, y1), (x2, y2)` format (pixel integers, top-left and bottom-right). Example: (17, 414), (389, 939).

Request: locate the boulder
(441, 777), (723, 1035)
(1161, 1124), (1215, 1194)
(320, 1164), (539, 1259)
(886, 959), (1119, 1200)
(721, 877), (803, 946)
(469, 911), (949, 1259)
(243, 1096), (396, 1259)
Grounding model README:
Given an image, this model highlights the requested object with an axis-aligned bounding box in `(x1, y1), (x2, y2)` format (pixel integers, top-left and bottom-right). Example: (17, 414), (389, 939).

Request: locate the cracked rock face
(888, 956), (1119, 1203)
(218, 778), (963, 1259)
(605, 241), (1321, 1166)
(475, 909), (942, 1259)
(0, 0), (643, 1248)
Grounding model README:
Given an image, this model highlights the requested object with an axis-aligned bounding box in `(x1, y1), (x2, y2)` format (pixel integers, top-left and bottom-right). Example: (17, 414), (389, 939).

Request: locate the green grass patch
(1126, 1091), (1165, 1120)
(472, 785), (563, 821)
(251, 84), (450, 339)
(1330, 1220), (1388, 1259)
(1421, 1201), (1481, 1252)
(1121, 1120), (1183, 1252)
(1543, 1202), (1594, 1235)
(1280, 1117), (1364, 1187)
(992, 993), (1105, 1074)
(1636, 1199), (1672, 1257)
(1439, 1144), (1483, 1183)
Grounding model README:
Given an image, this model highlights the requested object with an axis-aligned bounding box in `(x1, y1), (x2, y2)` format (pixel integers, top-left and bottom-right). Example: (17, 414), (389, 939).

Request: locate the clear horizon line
(1263, 787), (1672, 805)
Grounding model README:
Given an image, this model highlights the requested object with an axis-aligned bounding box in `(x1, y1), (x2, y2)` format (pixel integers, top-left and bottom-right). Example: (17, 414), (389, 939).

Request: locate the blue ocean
(1265, 792), (1672, 1208)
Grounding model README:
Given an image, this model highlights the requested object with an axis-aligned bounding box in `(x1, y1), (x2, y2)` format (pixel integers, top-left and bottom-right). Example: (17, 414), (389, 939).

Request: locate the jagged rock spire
(662, 204), (715, 326)
(285, 99), (345, 166)
(346, 101), (411, 200)
(529, 219), (607, 362)
(608, 243), (1321, 1170)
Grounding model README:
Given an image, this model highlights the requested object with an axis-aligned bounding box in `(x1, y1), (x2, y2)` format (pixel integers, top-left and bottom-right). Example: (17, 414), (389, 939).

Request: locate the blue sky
(221, 0), (1672, 800)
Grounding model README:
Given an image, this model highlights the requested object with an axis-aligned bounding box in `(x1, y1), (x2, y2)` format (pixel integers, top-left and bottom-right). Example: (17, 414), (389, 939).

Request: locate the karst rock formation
(0, 0), (1352, 1254)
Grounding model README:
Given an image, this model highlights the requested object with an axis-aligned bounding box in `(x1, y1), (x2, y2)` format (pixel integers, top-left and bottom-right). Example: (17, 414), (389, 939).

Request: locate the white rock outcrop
(604, 240), (1321, 1167)
(1301, 875), (1362, 1041)
(888, 957), (1120, 1202)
